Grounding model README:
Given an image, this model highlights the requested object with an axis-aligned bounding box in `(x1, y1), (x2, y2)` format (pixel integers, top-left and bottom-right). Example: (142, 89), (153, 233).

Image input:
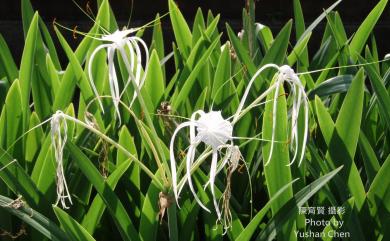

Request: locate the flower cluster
(169, 63), (309, 230)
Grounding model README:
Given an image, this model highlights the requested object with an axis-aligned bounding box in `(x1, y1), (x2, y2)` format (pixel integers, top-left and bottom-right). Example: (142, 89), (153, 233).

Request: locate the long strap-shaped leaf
(0, 195), (69, 241)
(66, 142), (140, 241)
(81, 160), (132, 234)
(236, 178), (299, 241)
(257, 166), (344, 241)
(53, 206), (96, 241)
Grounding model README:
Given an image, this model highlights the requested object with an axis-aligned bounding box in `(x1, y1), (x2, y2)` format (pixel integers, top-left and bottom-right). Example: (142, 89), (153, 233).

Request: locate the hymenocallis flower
(51, 111), (72, 209)
(88, 28), (149, 122)
(170, 110), (233, 220)
(233, 64), (309, 166)
(169, 64), (309, 228)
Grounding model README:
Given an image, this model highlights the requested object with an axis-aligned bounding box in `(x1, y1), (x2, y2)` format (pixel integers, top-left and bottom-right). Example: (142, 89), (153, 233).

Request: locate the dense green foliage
(0, 0), (389, 240)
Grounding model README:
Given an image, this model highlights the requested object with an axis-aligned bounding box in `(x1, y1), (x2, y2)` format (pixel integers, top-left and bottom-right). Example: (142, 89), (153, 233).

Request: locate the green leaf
(139, 172), (161, 241)
(287, 32), (311, 66)
(359, 56), (390, 128)
(54, 27), (95, 111)
(53, 206), (96, 241)
(0, 195), (69, 241)
(308, 75), (353, 99)
(21, 0), (35, 38)
(293, 0), (309, 65)
(25, 112), (44, 163)
(237, 179), (299, 241)
(297, 0), (342, 45)
(0, 34), (18, 83)
(367, 155), (390, 232)
(262, 81), (295, 241)
(192, 8), (206, 46)
(0, 147), (54, 217)
(329, 69), (366, 209)
(53, 0), (110, 111)
(358, 130), (381, 185)
(257, 166), (344, 241)
(0, 79), (23, 153)
(169, 0), (192, 58)
(151, 13), (165, 60)
(212, 42), (232, 106)
(349, 0), (388, 61)
(143, 50), (165, 110)
(172, 36), (220, 110)
(67, 142), (140, 241)
(226, 24), (256, 75)
(46, 54), (61, 98)
(19, 12), (39, 117)
(194, 87), (208, 110)
(81, 160), (132, 234)
(314, 96), (334, 145)
(260, 20), (292, 68)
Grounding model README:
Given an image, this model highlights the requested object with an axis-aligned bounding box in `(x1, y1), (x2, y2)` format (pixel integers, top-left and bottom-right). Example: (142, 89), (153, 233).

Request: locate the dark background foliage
(1, 0), (390, 63)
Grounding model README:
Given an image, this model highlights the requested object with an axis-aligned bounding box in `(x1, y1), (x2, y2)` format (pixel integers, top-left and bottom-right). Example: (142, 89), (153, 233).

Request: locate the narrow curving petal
(209, 150), (221, 219)
(169, 121), (193, 207)
(50, 111), (73, 209)
(265, 81), (281, 166)
(186, 143), (210, 212)
(87, 44), (111, 112)
(107, 46), (122, 124)
(232, 63), (280, 123)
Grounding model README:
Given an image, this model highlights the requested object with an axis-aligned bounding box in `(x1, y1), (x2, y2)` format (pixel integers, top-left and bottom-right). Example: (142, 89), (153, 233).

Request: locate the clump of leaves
(0, 0), (389, 240)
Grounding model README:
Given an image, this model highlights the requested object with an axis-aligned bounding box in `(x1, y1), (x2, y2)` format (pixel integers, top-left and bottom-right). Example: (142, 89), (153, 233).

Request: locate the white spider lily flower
(51, 111), (72, 209)
(170, 110), (233, 219)
(88, 28), (149, 123)
(233, 64), (309, 166)
(170, 64), (309, 226)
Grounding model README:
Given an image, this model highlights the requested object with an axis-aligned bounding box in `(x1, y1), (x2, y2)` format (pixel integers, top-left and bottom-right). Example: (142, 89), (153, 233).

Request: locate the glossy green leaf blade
(359, 56), (390, 127)
(81, 160), (131, 234)
(226, 24), (257, 75)
(314, 96), (335, 145)
(172, 36), (220, 110)
(139, 173), (160, 241)
(0, 79), (23, 154)
(287, 32), (311, 66)
(292, 0), (309, 66)
(257, 166), (344, 241)
(260, 20), (292, 68)
(367, 155), (390, 232)
(54, 27), (95, 110)
(330, 69), (366, 208)
(169, 0), (192, 58)
(349, 0), (388, 61)
(358, 131), (381, 184)
(66, 142), (140, 241)
(0, 147), (52, 215)
(236, 179), (299, 241)
(19, 12), (39, 116)
(143, 50), (165, 110)
(53, 0), (110, 111)
(262, 82), (295, 241)
(297, 0), (342, 45)
(53, 206), (96, 241)
(0, 195), (69, 241)
(308, 75), (353, 99)
(0, 34), (18, 83)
